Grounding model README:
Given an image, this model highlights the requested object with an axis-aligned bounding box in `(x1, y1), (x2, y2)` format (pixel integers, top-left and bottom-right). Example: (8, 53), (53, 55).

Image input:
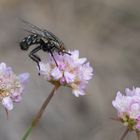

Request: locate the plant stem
(21, 84), (60, 140)
(136, 130), (140, 140)
(120, 128), (129, 140)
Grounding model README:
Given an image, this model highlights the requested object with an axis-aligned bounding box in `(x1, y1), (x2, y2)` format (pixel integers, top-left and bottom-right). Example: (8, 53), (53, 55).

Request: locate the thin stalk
(21, 84), (60, 140)
(136, 130), (140, 140)
(120, 128), (129, 140)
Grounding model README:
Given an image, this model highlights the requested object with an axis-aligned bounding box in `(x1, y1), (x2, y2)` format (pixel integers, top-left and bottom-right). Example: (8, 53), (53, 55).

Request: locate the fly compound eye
(60, 44), (65, 51)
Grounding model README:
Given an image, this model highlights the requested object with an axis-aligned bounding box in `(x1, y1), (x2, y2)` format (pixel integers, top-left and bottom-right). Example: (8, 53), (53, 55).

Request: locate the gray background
(0, 0), (139, 140)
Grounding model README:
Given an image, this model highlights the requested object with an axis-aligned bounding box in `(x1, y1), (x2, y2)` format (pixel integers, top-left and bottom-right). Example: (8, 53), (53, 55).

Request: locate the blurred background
(0, 0), (139, 140)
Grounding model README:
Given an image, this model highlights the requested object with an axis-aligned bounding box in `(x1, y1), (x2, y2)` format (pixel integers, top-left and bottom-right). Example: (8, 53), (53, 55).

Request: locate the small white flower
(112, 87), (140, 130)
(39, 50), (93, 97)
(0, 62), (29, 111)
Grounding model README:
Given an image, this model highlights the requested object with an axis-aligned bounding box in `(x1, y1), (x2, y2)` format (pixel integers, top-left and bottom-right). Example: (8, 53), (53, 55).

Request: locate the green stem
(21, 84), (60, 140)
(22, 126), (33, 140)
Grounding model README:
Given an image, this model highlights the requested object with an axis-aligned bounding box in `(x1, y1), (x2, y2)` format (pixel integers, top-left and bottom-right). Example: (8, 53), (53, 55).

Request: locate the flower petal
(64, 71), (75, 84)
(19, 73), (30, 84)
(51, 67), (62, 80)
(73, 89), (85, 97)
(2, 97), (13, 111)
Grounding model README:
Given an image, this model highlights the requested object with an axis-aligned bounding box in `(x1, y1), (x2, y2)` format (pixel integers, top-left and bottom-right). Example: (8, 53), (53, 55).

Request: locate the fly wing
(20, 19), (47, 38)
(20, 19), (62, 44)
(43, 30), (62, 44)
(20, 19), (44, 32)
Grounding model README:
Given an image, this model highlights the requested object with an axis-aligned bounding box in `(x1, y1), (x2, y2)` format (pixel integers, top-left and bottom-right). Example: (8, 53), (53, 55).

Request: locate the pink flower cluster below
(0, 63), (29, 111)
(39, 50), (93, 97)
(112, 87), (140, 130)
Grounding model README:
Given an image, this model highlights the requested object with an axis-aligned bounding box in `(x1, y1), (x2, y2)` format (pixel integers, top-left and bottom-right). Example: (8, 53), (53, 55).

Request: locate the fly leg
(49, 50), (58, 67)
(52, 45), (71, 55)
(29, 46), (41, 75)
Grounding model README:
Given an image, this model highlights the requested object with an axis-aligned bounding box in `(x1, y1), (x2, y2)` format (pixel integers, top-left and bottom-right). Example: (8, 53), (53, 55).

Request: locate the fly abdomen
(20, 34), (40, 50)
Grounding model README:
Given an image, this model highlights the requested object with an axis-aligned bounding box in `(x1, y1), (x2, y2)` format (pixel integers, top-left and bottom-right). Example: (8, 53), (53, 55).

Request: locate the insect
(19, 20), (71, 74)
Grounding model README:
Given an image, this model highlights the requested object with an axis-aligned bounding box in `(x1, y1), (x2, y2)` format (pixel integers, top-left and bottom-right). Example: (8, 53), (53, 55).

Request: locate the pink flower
(0, 62), (29, 111)
(39, 50), (93, 97)
(112, 87), (140, 130)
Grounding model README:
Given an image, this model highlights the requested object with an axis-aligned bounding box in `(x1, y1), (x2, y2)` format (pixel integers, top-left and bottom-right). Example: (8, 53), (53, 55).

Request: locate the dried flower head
(39, 50), (93, 97)
(0, 62), (29, 111)
(112, 87), (140, 130)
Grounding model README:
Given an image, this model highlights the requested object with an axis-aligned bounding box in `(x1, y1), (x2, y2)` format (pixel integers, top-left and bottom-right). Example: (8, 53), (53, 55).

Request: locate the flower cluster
(0, 62), (29, 111)
(39, 50), (93, 97)
(112, 87), (140, 130)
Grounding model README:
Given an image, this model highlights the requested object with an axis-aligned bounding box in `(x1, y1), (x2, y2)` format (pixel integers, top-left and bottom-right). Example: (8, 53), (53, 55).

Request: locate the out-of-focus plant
(112, 87), (140, 140)
(0, 62), (29, 113)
